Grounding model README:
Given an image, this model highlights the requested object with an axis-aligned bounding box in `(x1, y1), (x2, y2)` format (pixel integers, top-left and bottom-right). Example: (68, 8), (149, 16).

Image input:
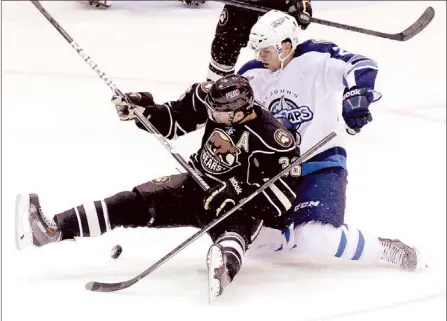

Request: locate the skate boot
(206, 244), (231, 303)
(15, 193), (62, 250)
(76, 1), (110, 9)
(379, 237), (419, 271)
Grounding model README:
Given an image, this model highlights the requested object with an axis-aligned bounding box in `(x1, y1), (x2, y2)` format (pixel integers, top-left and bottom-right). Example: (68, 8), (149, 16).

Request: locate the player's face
(257, 46), (281, 71)
(206, 108), (244, 126)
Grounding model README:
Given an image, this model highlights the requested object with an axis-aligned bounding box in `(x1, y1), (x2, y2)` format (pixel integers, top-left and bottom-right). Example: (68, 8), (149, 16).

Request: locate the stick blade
(85, 280), (135, 292)
(398, 6), (435, 41)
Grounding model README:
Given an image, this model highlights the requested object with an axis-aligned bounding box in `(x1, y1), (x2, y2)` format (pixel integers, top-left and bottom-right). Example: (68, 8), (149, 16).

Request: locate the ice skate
(379, 237), (420, 271)
(206, 244), (231, 303)
(76, 1), (110, 9)
(88, 1), (110, 8)
(15, 193), (62, 250)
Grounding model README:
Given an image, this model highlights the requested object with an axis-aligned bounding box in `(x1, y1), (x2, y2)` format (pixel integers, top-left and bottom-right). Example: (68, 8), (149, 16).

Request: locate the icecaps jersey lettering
(264, 89), (314, 134)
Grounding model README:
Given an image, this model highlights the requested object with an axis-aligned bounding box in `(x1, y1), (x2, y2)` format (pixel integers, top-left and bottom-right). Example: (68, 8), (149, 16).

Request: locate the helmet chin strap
(277, 48), (293, 70)
(227, 112), (235, 125)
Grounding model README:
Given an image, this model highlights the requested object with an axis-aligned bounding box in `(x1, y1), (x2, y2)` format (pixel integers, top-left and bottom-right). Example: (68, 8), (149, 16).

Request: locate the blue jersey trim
(295, 40), (378, 90)
(237, 60), (266, 75)
(302, 147), (347, 176)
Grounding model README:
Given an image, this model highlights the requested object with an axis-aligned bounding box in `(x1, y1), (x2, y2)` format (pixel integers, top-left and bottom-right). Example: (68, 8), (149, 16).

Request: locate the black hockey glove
(342, 86), (375, 134)
(204, 177), (246, 217)
(288, 0), (312, 30)
(111, 92), (155, 121)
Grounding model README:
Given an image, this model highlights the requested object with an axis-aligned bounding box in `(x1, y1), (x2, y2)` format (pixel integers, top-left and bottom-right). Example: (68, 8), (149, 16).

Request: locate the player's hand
(204, 177), (244, 217)
(289, 0), (312, 30)
(342, 86), (377, 134)
(111, 92), (155, 121)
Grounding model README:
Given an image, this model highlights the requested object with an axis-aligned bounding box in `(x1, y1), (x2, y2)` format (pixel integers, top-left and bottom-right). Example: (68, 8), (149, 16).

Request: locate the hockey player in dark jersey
(207, 0), (312, 81)
(15, 75), (300, 300)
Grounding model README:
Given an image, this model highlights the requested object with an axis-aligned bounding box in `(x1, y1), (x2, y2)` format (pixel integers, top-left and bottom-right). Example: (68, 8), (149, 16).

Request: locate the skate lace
(37, 204), (56, 229)
(381, 241), (405, 267)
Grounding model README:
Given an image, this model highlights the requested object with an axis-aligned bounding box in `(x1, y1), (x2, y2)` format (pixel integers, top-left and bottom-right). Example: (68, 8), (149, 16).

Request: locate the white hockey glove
(111, 92), (155, 121)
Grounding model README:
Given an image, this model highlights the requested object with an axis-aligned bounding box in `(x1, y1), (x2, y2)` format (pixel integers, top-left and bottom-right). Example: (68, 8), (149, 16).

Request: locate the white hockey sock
(216, 231), (246, 279)
(207, 58), (235, 82)
(293, 221), (384, 263)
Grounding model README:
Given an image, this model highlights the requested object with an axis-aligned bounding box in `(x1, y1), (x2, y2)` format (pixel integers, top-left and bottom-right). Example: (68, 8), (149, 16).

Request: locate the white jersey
(238, 39), (380, 175)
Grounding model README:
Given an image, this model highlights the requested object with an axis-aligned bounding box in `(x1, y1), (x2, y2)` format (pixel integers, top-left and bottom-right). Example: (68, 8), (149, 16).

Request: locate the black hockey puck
(111, 245), (122, 259)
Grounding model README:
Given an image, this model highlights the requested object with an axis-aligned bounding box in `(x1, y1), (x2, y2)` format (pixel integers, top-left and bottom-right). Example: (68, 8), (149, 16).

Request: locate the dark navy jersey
(135, 83), (301, 219)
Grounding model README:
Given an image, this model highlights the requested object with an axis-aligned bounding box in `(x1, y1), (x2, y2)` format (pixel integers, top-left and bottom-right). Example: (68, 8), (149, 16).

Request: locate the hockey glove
(289, 0), (312, 30)
(342, 86), (377, 134)
(111, 92), (155, 121)
(204, 177), (245, 217)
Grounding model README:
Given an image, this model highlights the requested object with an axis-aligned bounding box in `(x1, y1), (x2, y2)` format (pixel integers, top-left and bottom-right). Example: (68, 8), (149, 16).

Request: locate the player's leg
(285, 167), (420, 271)
(16, 173), (204, 249)
(206, 0), (309, 81)
(205, 211), (262, 299)
(207, 4), (261, 81)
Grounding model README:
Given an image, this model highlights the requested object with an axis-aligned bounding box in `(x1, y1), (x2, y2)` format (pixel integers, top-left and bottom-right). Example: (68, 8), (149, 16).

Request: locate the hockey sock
(54, 191), (148, 239)
(293, 221), (384, 263)
(215, 231), (246, 280)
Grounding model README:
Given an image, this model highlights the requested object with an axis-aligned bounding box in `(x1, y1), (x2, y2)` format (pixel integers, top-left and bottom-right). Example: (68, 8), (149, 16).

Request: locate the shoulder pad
(237, 60), (266, 76)
(295, 39), (336, 57)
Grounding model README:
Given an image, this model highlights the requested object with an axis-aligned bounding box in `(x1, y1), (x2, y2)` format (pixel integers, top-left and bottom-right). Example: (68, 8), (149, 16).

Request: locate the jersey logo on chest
(269, 95), (313, 128)
(201, 129), (241, 175)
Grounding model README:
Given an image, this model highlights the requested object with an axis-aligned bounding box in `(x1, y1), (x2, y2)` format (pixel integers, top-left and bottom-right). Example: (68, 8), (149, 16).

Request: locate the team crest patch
(219, 8), (228, 26)
(274, 129), (294, 148)
(200, 129), (241, 175)
(151, 176), (171, 185)
(200, 82), (213, 93)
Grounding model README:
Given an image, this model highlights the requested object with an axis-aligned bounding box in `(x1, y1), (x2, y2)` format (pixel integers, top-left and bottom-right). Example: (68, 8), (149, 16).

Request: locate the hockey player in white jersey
(238, 10), (421, 271)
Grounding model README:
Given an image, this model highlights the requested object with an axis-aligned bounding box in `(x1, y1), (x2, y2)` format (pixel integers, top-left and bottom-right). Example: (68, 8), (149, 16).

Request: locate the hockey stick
(30, 0), (211, 192)
(85, 130), (336, 292)
(215, 0), (435, 42)
(30, 0), (333, 293)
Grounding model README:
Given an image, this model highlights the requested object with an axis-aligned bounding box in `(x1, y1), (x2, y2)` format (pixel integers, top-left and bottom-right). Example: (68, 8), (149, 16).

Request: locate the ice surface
(2, 1), (446, 320)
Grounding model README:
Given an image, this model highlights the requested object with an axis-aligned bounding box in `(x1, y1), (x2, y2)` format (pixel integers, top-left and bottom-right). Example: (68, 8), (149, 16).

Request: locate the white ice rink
(2, 1), (446, 320)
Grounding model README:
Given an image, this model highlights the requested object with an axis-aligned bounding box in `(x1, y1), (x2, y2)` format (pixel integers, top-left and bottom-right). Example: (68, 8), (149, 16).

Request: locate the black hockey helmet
(205, 75), (254, 125)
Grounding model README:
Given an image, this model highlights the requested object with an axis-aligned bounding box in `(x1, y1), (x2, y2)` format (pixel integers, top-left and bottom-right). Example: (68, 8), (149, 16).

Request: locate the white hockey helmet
(248, 10), (300, 55)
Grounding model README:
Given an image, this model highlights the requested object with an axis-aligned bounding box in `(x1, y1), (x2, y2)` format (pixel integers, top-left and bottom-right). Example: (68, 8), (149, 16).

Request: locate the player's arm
(320, 41), (380, 95)
(301, 39), (382, 133)
(325, 42), (383, 133)
(111, 82), (212, 139)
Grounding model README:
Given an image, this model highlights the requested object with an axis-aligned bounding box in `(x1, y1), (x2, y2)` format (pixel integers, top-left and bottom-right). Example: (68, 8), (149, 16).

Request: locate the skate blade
(15, 194), (33, 250)
(207, 245), (224, 304)
(414, 247), (430, 271)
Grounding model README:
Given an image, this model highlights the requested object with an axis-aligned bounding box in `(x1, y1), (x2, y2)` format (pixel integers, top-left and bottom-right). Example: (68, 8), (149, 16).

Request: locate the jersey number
(279, 157), (302, 177)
